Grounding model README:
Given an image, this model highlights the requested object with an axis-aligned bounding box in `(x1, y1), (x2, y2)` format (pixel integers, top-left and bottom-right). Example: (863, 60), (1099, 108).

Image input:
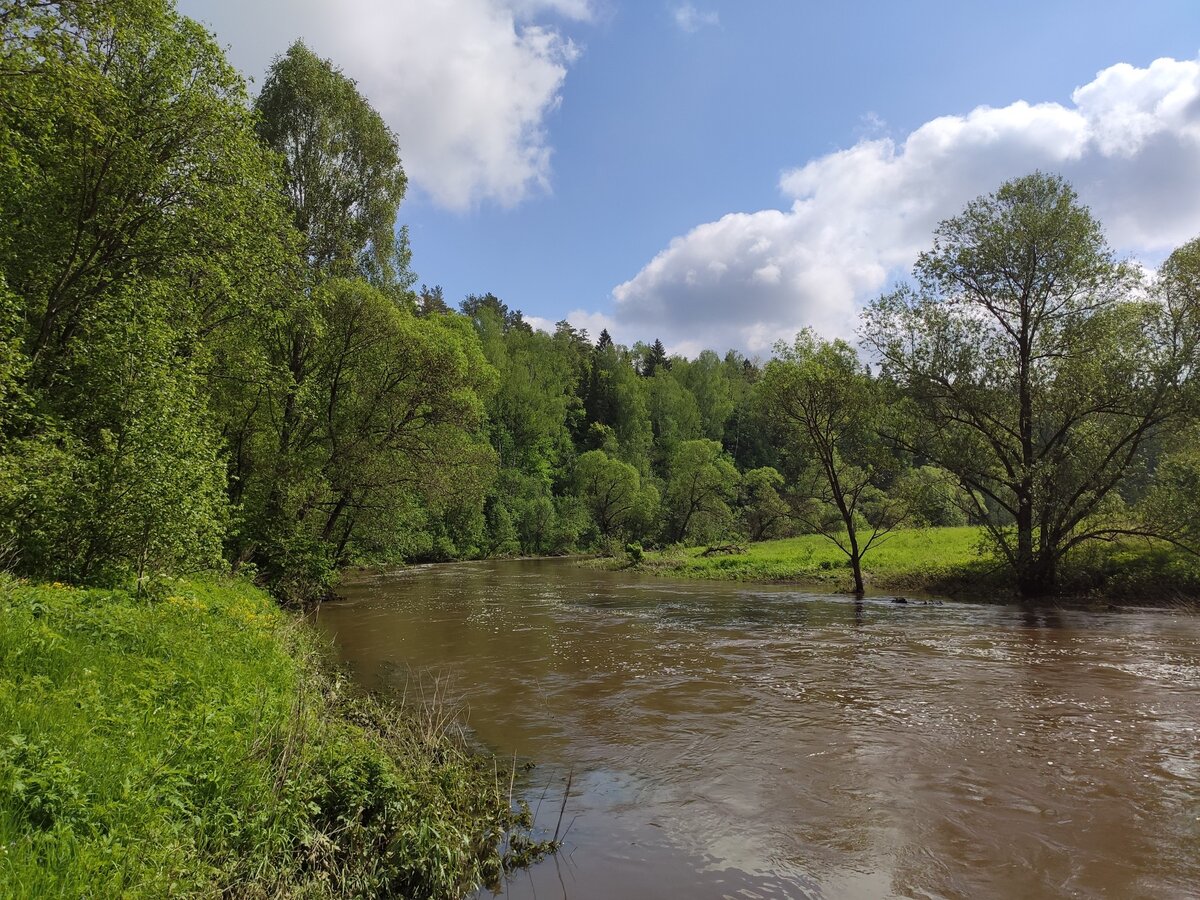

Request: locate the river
(315, 559), (1200, 899)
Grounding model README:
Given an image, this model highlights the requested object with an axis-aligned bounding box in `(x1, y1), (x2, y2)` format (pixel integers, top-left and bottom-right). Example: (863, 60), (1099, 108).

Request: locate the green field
(620, 527), (1200, 602)
(0, 577), (543, 898)
(626, 527), (991, 594)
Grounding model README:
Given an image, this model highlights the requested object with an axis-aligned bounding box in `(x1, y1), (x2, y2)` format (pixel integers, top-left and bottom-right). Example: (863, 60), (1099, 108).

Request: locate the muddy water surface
(316, 559), (1200, 899)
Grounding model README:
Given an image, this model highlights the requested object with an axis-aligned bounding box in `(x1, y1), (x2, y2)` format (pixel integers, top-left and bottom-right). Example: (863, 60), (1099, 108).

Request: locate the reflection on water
(315, 559), (1200, 900)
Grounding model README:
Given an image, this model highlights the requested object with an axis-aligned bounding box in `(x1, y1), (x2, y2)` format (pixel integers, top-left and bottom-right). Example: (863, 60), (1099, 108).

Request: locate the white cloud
(610, 56), (1200, 355)
(672, 3), (719, 33)
(182, 0), (589, 210)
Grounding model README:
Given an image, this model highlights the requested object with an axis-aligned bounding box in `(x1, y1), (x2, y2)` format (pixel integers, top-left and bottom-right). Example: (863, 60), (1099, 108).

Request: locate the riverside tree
(863, 172), (1200, 596)
(759, 331), (904, 594)
(228, 40), (496, 598)
(663, 439), (739, 544)
(573, 449), (657, 541)
(0, 0), (289, 582)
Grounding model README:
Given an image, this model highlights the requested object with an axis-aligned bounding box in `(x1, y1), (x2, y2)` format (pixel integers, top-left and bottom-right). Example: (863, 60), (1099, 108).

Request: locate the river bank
(0, 576), (547, 898)
(592, 527), (1200, 605)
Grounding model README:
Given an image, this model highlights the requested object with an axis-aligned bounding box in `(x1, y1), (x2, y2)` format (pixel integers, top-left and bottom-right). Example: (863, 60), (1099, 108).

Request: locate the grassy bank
(0, 577), (546, 898)
(616, 527), (990, 594)
(609, 527), (1200, 602)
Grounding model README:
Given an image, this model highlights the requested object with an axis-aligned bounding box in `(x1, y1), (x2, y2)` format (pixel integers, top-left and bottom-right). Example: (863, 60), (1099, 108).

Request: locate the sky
(178, 0), (1200, 357)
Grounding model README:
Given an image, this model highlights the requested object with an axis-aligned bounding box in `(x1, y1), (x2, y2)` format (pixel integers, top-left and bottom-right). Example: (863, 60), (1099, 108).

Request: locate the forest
(4, 0), (1200, 603)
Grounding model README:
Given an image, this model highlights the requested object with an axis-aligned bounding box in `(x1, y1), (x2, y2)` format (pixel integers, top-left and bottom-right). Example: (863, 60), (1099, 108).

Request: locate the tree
(641, 338), (670, 377)
(891, 465), (977, 528)
(663, 439), (739, 544)
(235, 278), (496, 598)
(759, 331), (903, 594)
(416, 284), (450, 317)
(460, 293), (530, 333)
(255, 41), (407, 281)
(647, 371), (701, 469)
(0, 0), (288, 583)
(574, 449), (648, 538)
(230, 39), (504, 597)
(863, 173), (1200, 596)
(738, 467), (791, 541)
(675, 349), (734, 441)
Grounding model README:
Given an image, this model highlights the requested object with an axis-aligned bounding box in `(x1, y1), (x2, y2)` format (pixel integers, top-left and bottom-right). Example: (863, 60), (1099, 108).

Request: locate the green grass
(0, 576), (546, 898)
(624, 527), (993, 593)
(615, 526), (1200, 602)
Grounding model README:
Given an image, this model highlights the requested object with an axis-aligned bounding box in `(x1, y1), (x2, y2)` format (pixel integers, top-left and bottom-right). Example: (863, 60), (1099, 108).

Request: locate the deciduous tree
(760, 331), (902, 594)
(863, 173), (1200, 596)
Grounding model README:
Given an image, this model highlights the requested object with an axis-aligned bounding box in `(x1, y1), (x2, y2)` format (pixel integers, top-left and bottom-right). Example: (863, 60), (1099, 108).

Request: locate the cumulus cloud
(182, 0), (589, 210)
(609, 56), (1200, 355)
(672, 3), (719, 33)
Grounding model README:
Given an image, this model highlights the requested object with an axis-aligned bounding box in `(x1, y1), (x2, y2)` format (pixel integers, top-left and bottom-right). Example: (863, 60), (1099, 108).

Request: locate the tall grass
(0, 576), (546, 898)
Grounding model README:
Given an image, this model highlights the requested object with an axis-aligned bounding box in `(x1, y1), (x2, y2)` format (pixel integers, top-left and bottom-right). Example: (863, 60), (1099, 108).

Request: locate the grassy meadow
(618, 527), (1200, 602)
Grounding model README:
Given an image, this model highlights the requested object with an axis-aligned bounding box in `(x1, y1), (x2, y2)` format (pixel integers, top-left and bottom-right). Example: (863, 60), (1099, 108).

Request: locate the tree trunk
(847, 522), (865, 595)
(1017, 553), (1057, 598)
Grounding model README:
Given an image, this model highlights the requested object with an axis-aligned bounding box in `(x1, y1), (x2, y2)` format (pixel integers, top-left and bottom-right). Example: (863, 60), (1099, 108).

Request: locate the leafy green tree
(663, 439), (739, 544)
(574, 449), (648, 538)
(738, 467), (791, 541)
(675, 349), (734, 441)
(891, 465), (977, 527)
(584, 338), (653, 474)
(310, 284), (494, 557)
(232, 41), (502, 596)
(1138, 427), (1200, 554)
(460, 293), (531, 333)
(613, 363), (654, 474)
(471, 304), (573, 478)
(255, 41), (407, 281)
(647, 371), (701, 469)
(552, 320), (592, 444)
(863, 173), (1200, 596)
(721, 352), (778, 471)
(0, 0), (288, 583)
(760, 331), (903, 594)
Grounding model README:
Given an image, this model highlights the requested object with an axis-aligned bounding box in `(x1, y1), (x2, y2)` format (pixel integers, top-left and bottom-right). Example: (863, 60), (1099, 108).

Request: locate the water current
(315, 559), (1200, 899)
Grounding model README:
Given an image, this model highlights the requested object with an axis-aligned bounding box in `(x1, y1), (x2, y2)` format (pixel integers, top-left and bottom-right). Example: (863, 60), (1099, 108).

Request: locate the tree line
(3, 0), (1199, 600)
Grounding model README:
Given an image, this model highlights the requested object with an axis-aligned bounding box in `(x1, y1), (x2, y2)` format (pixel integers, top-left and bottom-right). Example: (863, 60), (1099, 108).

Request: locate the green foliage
(243, 282), (497, 600)
(0, 578), (547, 897)
(647, 371), (702, 468)
(663, 439), (739, 544)
(738, 466), (792, 541)
(0, 0), (286, 584)
(255, 41), (408, 281)
(891, 466), (976, 528)
(674, 350), (734, 441)
(759, 330), (905, 592)
(573, 449), (658, 541)
(1138, 423), (1200, 551)
(864, 172), (1200, 595)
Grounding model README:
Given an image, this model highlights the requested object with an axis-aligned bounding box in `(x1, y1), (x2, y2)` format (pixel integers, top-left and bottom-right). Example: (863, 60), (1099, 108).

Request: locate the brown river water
(315, 559), (1200, 900)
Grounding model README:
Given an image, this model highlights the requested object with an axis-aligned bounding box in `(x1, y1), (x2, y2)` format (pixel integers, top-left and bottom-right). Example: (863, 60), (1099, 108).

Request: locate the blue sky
(181, 1), (1200, 355)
